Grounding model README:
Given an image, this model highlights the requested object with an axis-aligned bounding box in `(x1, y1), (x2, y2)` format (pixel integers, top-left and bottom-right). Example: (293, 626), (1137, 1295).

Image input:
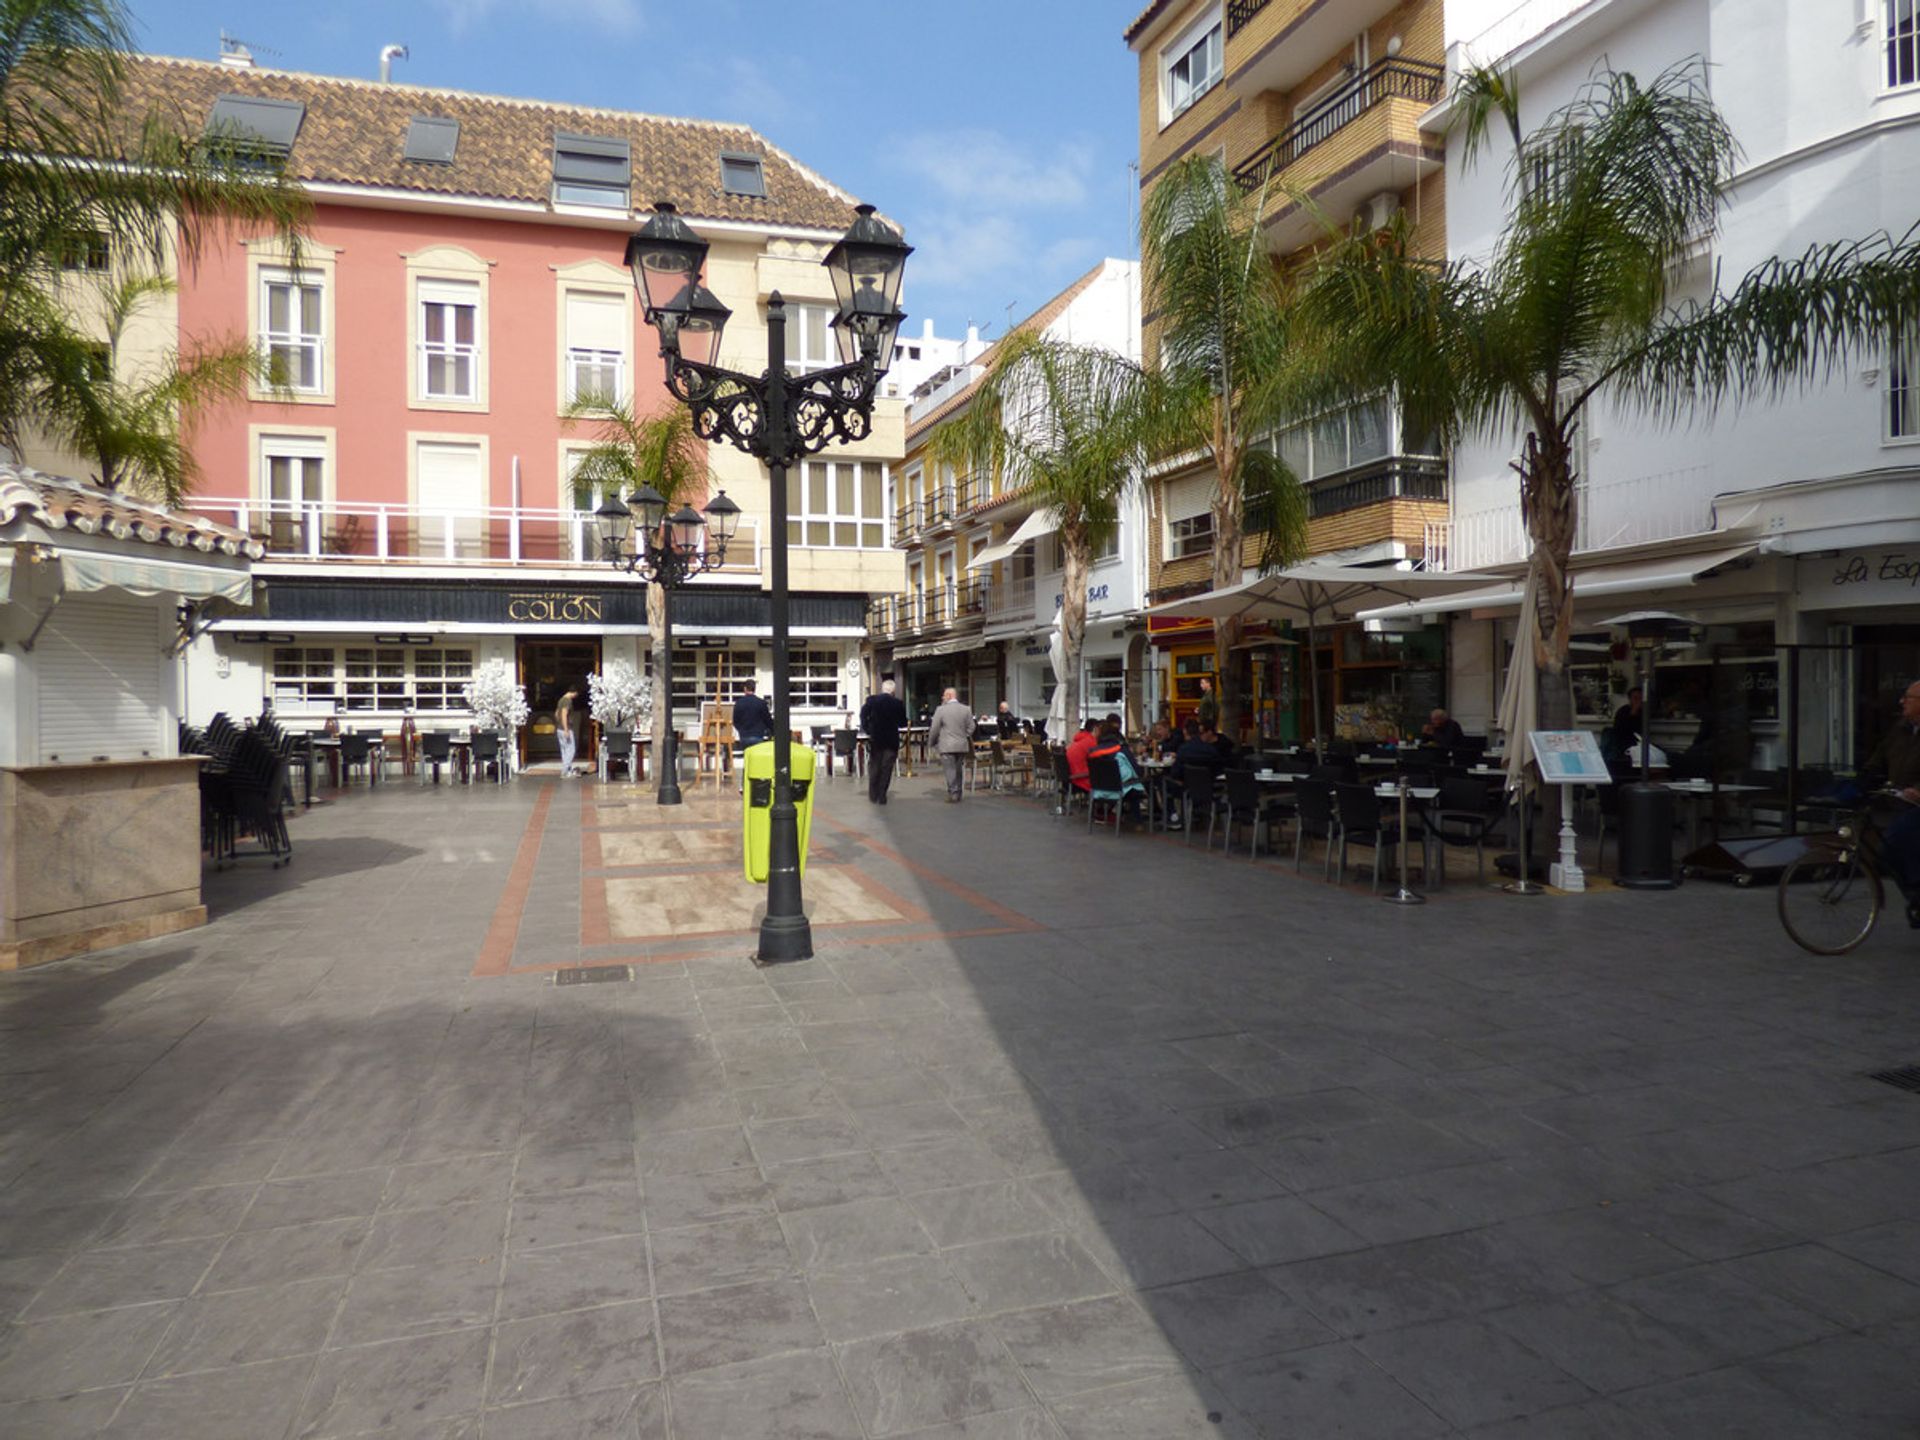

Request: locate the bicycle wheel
(1778, 848), (1883, 955)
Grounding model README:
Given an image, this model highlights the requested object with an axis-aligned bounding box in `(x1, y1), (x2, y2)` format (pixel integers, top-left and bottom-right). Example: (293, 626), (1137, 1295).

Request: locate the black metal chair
(1183, 763), (1226, 849)
(830, 729), (860, 782)
(1332, 781), (1403, 893)
(600, 729), (635, 784)
(1310, 761), (1357, 785)
(419, 731), (454, 785)
(469, 731), (507, 785)
(1085, 752), (1128, 836)
(1221, 768), (1292, 861)
(1292, 779), (1338, 877)
(1425, 775), (1506, 884)
(338, 732), (374, 786)
(1052, 750), (1080, 818)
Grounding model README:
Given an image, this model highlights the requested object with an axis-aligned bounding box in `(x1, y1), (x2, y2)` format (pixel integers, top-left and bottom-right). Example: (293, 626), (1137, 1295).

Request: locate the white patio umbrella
(1046, 618), (1071, 741)
(1496, 568), (1541, 799)
(1146, 564), (1498, 756)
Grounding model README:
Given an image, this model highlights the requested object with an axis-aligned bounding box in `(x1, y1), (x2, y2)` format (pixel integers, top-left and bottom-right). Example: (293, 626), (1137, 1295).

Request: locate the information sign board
(1529, 730), (1612, 785)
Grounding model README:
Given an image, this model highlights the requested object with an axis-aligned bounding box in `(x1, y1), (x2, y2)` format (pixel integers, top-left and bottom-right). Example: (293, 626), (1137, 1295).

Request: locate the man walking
(732, 679), (773, 747)
(859, 678), (909, 805)
(927, 687), (975, 803)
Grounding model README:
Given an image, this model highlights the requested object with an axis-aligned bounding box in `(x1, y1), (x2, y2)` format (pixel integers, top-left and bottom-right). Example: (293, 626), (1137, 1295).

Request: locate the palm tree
(32, 273), (260, 503)
(1296, 59), (1920, 737)
(1, 0), (306, 469)
(928, 331), (1152, 729)
(1139, 154), (1309, 733)
(564, 400), (710, 760)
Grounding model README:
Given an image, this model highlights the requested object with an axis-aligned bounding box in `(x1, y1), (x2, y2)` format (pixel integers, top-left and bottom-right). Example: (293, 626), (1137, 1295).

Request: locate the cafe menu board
(1529, 730), (1613, 785)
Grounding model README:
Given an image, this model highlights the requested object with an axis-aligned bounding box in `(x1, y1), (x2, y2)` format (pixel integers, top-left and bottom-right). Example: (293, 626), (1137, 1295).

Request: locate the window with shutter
(564, 291), (627, 404)
(1162, 473), (1217, 560)
(36, 598), (163, 763)
(415, 442), (485, 557)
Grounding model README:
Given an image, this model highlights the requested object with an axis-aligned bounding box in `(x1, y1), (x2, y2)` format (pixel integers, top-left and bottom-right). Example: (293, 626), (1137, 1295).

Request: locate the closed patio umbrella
(1046, 618), (1070, 741)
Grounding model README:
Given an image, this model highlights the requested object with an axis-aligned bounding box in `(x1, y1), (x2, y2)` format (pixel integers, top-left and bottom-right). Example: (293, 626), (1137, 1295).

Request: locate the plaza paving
(2, 766), (1919, 1438)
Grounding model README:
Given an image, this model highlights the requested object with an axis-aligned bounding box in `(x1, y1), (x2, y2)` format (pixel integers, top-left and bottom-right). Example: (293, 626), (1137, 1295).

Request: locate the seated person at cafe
(1421, 708), (1465, 750)
(1066, 719), (1100, 793)
(1165, 720), (1224, 826)
(1088, 719), (1145, 820)
(1608, 686), (1644, 760)
(995, 701), (1022, 739)
(1203, 723), (1236, 765)
(1863, 678), (1920, 903)
(1145, 720), (1175, 757)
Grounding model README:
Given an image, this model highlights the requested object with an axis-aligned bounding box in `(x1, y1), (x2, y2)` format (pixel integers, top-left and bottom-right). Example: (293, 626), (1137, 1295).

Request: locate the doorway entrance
(518, 638), (601, 767)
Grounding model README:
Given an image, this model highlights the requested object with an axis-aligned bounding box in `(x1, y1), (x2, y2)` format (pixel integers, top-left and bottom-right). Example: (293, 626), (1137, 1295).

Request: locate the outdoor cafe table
(1375, 781), (1440, 905)
(1138, 756), (1174, 830)
(1663, 779), (1767, 853)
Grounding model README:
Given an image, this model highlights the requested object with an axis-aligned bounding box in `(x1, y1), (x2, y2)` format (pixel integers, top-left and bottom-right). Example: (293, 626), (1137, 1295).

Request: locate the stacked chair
(184, 712), (295, 870)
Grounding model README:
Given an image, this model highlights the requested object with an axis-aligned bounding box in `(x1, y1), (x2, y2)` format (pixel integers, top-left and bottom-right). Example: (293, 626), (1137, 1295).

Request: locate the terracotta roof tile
(109, 55), (865, 233)
(1125, 0), (1181, 43)
(0, 466), (262, 558)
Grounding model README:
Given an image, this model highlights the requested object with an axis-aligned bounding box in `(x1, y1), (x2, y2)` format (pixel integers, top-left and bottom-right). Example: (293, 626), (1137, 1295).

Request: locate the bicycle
(1777, 792), (1920, 955)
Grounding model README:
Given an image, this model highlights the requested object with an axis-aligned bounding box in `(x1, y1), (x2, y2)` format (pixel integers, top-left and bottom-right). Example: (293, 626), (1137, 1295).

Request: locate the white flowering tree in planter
(589, 661), (651, 736)
(463, 659), (529, 737)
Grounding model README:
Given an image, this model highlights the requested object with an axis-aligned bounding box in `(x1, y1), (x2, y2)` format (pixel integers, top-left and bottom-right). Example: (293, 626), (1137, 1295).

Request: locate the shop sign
(506, 590), (604, 623)
(1051, 583), (1111, 610)
(1799, 549), (1920, 610)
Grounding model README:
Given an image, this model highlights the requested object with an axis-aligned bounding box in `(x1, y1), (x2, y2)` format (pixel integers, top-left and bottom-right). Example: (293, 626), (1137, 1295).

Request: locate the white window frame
(1888, 0), (1919, 90)
(258, 431), (330, 554)
(1887, 325), (1920, 444)
(1163, 472), (1216, 561)
(259, 267), (326, 396)
(418, 279), (480, 402)
(271, 646), (340, 711)
(671, 648), (757, 712)
(411, 647), (475, 712)
(787, 649), (843, 710)
(788, 302), (837, 374)
(410, 435), (489, 560)
(1160, 8), (1223, 126)
(790, 459), (890, 549)
(406, 247), (490, 412)
(561, 285), (629, 408)
(273, 645), (475, 715)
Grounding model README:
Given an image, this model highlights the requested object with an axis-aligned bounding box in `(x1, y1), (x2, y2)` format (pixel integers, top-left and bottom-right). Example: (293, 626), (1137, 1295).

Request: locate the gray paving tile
(806, 1255), (978, 1343)
(649, 1215), (794, 1297)
(1484, 1290), (1721, 1393)
(1747, 1331), (1920, 1440)
(1213, 1338), (1452, 1439)
(855, 1102), (973, 1149)
(243, 1170), (389, 1232)
(746, 1115), (868, 1166)
(1047, 1372), (1258, 1440)
(488, 1299), (659, 1405)
(780, 1195), (935, 1270)
(944, 1233), (1114, 1315)
(1613, 1365), (1858, 1440)
(643, 1167), (774, 1230)
(294, 1327), (489, 1438)
(1074, 1211), (1246, 1290)
(200, 1217), (369, 1293)
(0, 1387), (129, 1438)
(668, 1348), (863, 1439)
(1140, 1268), (1335, 1368)
(107, 1354), (312, 1439)
(509, 1143), (637, 1198)
(990, 1294), (1181, 1399)
(656, 1276), (824, 1374)
(1610, 1263), (1840, 1363)
(328, 1261), (497, 1347)
(91, 1185), (259, 1249)
(497, 1236), (650, 1321)
(836, 1320), (1028, 1438)
(765, 1152), (899, 1213)
(379, 1155), (513, 1214)
(877, 1137), (1015, 1195)
(1193, 1194), (1366, 1267)
(0, 1302), (179, 1401)
(1721, 1242), (1920, 1329)
(909, 1182), (1056, 1249)
(481, 1382), (666, 1440)
(636, 1125), (755, 1179)
(149, 1276), (343, 1375)
(1356, 1315), (1593, 1428)
(507, 1187), (646, 1252)
(24, 1237), (221, 1318)
(356, 1201), (507, 1274)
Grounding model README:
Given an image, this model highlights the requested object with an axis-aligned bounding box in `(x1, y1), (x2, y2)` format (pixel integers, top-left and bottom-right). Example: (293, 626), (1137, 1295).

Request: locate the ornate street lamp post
(625, 201), (909, 964)
(594, 482), (742, 806)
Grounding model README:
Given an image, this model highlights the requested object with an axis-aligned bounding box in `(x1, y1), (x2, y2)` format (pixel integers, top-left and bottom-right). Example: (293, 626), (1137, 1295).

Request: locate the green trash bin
(743, 741), (815, 883)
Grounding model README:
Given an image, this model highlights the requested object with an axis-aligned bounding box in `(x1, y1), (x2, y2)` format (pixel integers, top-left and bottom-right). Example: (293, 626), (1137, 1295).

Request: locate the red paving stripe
(816, 814), (1044, 932)
(473, 781), (557, 978)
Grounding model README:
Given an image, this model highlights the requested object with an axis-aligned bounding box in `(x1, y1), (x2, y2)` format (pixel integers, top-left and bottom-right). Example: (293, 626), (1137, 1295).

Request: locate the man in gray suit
(926, 687), (975, 803)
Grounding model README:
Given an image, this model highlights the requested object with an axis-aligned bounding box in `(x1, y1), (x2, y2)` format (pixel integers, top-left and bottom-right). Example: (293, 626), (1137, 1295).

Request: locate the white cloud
(895, 128), (1093, 211)
(430, 0), (642, 39)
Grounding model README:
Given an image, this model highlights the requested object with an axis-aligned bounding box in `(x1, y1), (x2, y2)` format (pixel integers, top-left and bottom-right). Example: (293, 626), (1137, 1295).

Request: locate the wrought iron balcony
(1243, 455), (1447, 534)
(1232, 57), (1445, 193)
(1226, 0), (1270, 36)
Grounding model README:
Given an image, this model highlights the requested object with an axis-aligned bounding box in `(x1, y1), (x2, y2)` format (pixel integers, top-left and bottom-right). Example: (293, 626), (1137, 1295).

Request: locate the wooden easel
(697, 702), (733, 787)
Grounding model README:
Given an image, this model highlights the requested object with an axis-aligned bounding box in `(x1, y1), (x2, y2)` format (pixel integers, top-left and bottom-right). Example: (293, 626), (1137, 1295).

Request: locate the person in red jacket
(1065, 719), (1100, 793)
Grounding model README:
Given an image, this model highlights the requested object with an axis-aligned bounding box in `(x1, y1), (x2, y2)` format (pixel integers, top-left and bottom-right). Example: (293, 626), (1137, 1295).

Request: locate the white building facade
(1414, 0), (1920, 771)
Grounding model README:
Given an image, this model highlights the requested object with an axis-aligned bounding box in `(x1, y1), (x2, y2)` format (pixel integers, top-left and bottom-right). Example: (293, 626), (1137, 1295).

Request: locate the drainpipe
(379, 44), (409, 83)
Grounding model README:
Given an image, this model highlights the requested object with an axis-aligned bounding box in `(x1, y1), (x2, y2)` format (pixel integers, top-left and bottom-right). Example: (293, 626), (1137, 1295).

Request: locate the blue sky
(131, 0), (1143, 343)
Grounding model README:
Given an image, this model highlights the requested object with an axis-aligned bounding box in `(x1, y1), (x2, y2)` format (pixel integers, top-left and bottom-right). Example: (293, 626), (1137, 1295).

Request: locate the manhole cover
(554, 966), (631, 986)
(1865, 1065), (1920, 1094)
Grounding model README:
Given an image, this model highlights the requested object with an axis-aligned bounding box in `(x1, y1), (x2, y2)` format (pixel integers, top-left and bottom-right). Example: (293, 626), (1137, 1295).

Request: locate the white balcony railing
(985, 574), (1037, 625)
(187, 494), (762, 573)
(1437, 466), (1715, 571)
(1452, 0), (1604, 69)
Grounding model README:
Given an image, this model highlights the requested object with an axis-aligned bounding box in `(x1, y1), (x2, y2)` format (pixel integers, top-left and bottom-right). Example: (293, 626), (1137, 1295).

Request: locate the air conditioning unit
(1363, 192), (1401, 231)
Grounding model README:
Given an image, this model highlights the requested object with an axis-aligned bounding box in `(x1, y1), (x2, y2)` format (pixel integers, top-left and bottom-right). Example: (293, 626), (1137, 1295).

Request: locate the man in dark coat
(732, 679), (773, 747)
(859, 678), (909, 805)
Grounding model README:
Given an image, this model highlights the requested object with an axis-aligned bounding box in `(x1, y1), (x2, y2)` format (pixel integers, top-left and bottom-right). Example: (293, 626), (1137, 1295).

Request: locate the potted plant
(589, 661), (650, 765)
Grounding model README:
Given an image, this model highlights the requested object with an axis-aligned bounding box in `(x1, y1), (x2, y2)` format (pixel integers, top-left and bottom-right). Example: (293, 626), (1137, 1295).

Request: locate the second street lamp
(595, 484), (739, 806)
(626, 199), (909, 964)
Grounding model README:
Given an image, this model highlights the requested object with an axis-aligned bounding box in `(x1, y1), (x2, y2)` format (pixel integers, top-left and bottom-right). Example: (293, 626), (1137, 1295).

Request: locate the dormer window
(552, 131), (631, 209)
(403, 116), (460, 165)
(204, 94), (305, 168)
(720, 152), (766, 197)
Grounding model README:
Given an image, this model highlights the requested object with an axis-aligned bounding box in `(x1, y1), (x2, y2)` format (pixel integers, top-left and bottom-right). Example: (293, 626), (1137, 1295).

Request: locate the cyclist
(1860, 678), (1920, 920)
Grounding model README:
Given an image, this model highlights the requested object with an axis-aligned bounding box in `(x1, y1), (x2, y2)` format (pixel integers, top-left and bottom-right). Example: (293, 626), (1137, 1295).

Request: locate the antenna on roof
(218, 30), (279, 67)
(379, 44), (410, 84)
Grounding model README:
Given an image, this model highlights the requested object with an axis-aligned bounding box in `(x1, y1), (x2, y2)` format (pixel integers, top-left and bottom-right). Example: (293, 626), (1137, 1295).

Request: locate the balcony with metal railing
(868, 579), (985, 646)
(1226, 0), (1270, 37)
(984, 574), (1038, 629)
(1233, 57), (1446, 196)
(186, 494), (762, 575)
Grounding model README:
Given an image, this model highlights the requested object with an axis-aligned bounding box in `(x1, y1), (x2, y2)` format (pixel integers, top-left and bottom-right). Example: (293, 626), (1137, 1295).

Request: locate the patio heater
(1606, 611), (1699, 889)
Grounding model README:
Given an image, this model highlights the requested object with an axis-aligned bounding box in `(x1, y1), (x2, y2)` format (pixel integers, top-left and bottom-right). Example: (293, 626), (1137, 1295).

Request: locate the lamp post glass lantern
(626, 199), (909, 963)
(597, 485), (739, 806)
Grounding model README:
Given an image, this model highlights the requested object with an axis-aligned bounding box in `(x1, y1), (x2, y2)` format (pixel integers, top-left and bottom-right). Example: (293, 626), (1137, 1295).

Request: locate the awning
(1145, 563), (1500, 625)
(894, 634), (988, 661)
(966, 508), (1059, 572)
(1355, 543), (1758, 623)
(59, 551), (254, 604)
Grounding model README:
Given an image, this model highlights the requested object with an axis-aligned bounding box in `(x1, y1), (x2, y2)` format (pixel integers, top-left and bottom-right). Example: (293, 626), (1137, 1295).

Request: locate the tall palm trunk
(1519, 427), (1578, 733)
(1210, 410), (1245, 735)
(1059, 518), (1090, 729)
(647, 581), (669, 758)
